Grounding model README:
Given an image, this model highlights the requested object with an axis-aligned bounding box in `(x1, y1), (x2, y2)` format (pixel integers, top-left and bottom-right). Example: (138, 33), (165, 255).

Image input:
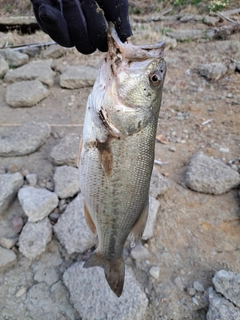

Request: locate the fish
(78, 25), (166, 297)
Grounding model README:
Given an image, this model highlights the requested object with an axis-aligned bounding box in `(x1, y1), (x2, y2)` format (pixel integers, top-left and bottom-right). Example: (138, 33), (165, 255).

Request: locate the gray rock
(0, 246), (16, 271)
(185, 152), (240, 194)
(150, 166), (170, 198)
(166, 29), (203, 41)
(207, 287), (240, 320)
(197, 62), (236, 81)
(142, 196), (160, 240)
(63, 262), (148, 320)
(0, 48), (29, 67)
(4, 59), (56, 86)
(60, 65), (98, 89)
(54, 193), (96, 254)
(193, 280), (205, 292)
(42, 44), (66, 59)
(53, 165), (80, 199)
(203, 16), (219, 26)
(33, 267), (60, 286)
(0, 172), (23, 215)
(0, 122), (51, 157)
(212, 270), (240, 308)
(26, 173), (38, 186)
(131, 244), (149, 261)
(0, 54), (9, 78)
(50, 133), (81, 166)
(6, 80), (50, 107)
(0, 236), (17, 249)
(149, 266), (160, 279)
(19, 218), (52, 259)
(18, 186), (59, 222)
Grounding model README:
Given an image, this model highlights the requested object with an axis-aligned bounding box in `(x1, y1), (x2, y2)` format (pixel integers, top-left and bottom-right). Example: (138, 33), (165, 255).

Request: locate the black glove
(31, 0), (132, 54)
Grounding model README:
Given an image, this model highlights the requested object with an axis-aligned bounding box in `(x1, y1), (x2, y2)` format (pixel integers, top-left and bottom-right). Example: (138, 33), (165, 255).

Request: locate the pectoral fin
(130, 200), (149, 246)
(84, 202), (97, 235)
(83, 251), (125, 297)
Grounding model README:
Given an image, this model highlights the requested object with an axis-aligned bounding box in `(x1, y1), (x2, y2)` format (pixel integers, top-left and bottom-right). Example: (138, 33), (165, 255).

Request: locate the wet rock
(166, 29), (203, 41)
(19, 218), (52, 259)
(142, 196), (160, 240)
(185, 152), (240, 194)
(50, 132), (81, 166)
(6, 80), (50, 107)
(131, 244), (149, 261)
(212, 270), (240, 308)
(0, 236), (17, 249)
(197, 62), (236, 81)
(4, 59), (56, 86)
(150, 166), (170, 198)
(0, 122), (51, 157)
(53, 165), (80, 199)
(0, 55), (9, 78)
(42, 44), (66, 59)
(54, 193), (96, 254)
(18, 186), (59, 222)
(63, 262), (148, 320)
(26, 173), (38, 186)
(0, 172), (23, 215)
(60, 65), (98, 89)
(0, 48), (29, 67)
(207, 287), (240, 320)
(203, 15), (219, 26)
(149, 266), (160, 279)
(0, 246), (17, 271)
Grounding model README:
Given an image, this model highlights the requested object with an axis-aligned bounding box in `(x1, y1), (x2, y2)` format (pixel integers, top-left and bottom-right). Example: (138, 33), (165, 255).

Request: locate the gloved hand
(31, 0), (132, 54)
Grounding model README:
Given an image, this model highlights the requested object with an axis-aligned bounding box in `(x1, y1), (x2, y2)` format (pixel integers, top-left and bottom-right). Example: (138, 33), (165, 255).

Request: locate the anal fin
(84, 202), (97, 235)
(130, 200), (149, 246)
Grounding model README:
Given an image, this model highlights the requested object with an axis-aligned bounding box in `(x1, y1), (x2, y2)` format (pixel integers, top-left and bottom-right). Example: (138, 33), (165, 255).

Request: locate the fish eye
(149, 71), (162, 87)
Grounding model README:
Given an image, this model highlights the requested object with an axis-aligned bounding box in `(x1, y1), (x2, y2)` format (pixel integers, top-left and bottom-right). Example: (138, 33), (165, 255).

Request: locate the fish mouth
(107, 23), (165, 75)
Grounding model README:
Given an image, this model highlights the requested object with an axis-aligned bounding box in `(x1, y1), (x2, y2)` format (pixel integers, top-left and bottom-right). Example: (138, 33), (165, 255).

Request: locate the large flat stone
(0, 48), (29, 67)
(60, 65), (97, 89)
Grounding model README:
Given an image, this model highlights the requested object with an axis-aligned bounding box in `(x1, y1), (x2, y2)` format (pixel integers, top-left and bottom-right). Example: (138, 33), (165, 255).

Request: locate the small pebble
(26, 173), (38, 186)
(16, 286), (26, 298)
(193, 281), (204, 292)
(187, 287), (196, 296)
(0, 166), (6, 174)
(192, 297), (199, 305)
(8, 164), (20, 173)
(169, 146), (176, 152)
(12, 216), (24, 234)
(149, 266), (160, 279)
(0, 237), (18, 249)
(174, 276), (184, 291)
(21, 169), (29, 177)
(219, 147), (229, 153)
(46, 181), (54, 191)
(49, 211), (61, 223)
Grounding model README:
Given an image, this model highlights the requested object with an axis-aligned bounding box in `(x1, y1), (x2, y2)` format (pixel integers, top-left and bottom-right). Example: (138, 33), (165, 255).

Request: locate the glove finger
(81, 0), (108, 52)
(31, 0), (54, 34)
(96, 0), (132, 42)
(62, 0), (96, 54)
(38, 4), (73, 47)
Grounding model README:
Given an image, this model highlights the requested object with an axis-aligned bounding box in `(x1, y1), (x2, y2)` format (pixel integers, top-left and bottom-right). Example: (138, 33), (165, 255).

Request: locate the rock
(193, 280), (205, 292)
(203, 15), (219, 26)
(197, 62), (236, 81)
(149, 166), (170, 198)
(53, 165), (80, 199)
(0, 246), (17, 271)
(19, 218), (52, 259)
(50, 133), (81, 166)
(149, 266), (160, 279)
(0, 236), (17, 249)
(26, 173), (38, 186)
(187, 287), (196, 296)
(33, 267), (60, 286)
(63, 262), (148, 320)
(131, 244), (149, 261)
(0, 122), (51, 157)
(174, 276), (184, 292)
(207, 287), (240, 320)
(0, 166), (6, 174)
(42, 44), (66, 59)
(0, 48), (29, 67)
(6, 80), (50, 107)
(185, 152), (240, 195)
(0, 172), (23, 215)
(54, 193), (96, 254)
(4, 59), (56, 86)
(0, 55), (9, 78)
(18, 186), (59, 222)
(212, 270), (240, 308)
(161, 36), (177, 49)
(142, 196), (160, 240)
(60, 65), (98, 89)
(166, 29), (203, 41)
(180, 14), (196, 22)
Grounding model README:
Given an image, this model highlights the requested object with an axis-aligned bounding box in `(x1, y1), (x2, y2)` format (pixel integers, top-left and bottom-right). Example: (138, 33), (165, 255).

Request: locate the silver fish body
(79, 27), (166, 297)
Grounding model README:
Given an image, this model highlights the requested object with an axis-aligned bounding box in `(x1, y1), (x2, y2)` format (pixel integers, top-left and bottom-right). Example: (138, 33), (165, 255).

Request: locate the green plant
(208, 0), (230, 12)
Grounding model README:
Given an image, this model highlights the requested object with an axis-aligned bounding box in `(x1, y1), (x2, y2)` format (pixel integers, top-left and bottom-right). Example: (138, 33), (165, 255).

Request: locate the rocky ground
(0, 2), (240, 320)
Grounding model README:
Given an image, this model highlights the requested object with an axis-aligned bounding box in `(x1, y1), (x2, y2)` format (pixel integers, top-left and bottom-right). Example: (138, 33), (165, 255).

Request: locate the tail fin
(83, 252), (125, 297)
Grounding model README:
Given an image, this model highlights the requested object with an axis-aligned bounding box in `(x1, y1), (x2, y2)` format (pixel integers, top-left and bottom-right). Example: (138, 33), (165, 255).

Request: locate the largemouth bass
(79, 26), (166, 297)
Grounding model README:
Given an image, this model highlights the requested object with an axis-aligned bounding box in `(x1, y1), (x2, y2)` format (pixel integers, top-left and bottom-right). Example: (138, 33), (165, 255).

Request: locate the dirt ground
(0, 1), (240, 319)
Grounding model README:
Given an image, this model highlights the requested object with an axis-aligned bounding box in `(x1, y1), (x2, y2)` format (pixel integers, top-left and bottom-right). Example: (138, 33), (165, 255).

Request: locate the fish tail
(83, 252), (125, 297)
